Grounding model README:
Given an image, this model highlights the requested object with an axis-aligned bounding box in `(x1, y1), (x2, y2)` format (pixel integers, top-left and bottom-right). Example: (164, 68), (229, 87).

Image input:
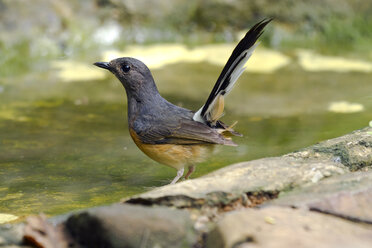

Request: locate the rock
(125, 127), (371, 219)
(125, 157), (347, 209)
(64, 204), (197, 248)
(126, 128), (372, 209)
(1, 204), (197, 248)
(270, 170), (372, 224)
(0, 223), (26, 247)
(206, 206), (372, 248)
(289, 127), (372, 171)
(23, 214), (74, 248)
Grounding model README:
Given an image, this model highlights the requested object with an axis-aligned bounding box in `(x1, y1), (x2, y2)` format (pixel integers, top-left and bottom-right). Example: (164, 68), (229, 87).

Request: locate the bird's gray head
(94, 57), (159, 100)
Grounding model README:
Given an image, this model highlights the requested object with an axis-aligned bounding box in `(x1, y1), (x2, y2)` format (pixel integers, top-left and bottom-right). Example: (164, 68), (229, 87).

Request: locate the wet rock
(270, 170), (372, 224)
(206, 206), (372, 248)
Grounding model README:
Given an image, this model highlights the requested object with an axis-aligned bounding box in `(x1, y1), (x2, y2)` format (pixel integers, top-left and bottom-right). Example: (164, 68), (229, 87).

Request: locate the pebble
(264, 216), (276, 225)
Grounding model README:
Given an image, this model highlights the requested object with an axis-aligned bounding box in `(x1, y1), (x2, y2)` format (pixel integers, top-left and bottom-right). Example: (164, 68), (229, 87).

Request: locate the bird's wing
(136, 118), (237, 146)
(193, 18), (272, 125)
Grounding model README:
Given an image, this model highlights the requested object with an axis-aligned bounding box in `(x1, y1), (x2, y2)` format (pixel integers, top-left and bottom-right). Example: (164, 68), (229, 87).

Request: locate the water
(0, 60), (371, 218)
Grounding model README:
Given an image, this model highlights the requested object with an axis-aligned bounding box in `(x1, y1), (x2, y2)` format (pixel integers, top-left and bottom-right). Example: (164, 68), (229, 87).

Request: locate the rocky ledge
(1, 127), (371, 248)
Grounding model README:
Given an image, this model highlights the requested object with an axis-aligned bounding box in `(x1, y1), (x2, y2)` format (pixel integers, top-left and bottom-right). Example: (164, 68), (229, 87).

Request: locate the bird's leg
(184, 165), (195, 180)
(170, 167), (184, 184)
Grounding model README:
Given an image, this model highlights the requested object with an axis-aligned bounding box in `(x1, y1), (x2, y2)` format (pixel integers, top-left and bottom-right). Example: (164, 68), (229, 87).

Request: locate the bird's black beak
(94, 62), (111, 70)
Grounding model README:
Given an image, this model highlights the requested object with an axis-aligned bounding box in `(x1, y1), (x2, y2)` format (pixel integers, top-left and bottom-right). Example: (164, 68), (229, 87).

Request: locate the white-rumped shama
(94, 19), (271, 184)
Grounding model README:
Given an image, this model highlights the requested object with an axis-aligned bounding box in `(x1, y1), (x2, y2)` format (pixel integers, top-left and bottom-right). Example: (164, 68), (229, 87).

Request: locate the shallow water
(0, 60), (371, 219)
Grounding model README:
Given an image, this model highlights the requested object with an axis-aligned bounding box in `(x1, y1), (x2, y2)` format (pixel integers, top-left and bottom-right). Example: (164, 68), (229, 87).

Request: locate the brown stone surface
(125, 157), (347, 208)
(289, 127), (372, 171)
(64, 204), (197, 248)
(206, 206), (372, 248)
(0, 204), (197, 248)
(270, 170), (372, 223)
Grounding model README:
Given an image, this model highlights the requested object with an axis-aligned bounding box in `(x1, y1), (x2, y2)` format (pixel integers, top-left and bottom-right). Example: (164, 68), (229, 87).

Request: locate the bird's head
(94, 57), (158, 97)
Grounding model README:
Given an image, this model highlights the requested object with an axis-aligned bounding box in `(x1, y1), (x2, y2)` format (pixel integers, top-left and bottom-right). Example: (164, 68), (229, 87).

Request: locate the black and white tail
(193, 18), (272, 125)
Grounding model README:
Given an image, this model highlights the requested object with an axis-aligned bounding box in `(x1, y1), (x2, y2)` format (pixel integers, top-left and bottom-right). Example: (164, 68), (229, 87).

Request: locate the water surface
(0, 59), (371, 218)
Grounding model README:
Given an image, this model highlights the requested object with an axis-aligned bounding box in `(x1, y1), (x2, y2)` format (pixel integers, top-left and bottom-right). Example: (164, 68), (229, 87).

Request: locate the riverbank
(2, 0), (372, 78)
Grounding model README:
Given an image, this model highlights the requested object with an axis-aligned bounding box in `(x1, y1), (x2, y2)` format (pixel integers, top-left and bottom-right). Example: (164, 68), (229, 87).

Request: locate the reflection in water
(0, 60), (371, 218)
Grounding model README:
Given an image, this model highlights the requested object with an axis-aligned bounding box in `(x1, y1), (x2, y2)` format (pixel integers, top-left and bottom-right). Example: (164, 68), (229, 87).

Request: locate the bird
(94, 19), (271, 184)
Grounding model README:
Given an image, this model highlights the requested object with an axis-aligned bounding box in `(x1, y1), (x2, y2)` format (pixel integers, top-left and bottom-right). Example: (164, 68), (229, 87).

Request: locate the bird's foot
(184, 165), (195, 180)
(170, 167), (184, 184)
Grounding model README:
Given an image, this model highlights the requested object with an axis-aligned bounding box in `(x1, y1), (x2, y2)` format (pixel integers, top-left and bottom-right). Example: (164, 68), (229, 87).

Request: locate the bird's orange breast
(129, 129), (214, 170)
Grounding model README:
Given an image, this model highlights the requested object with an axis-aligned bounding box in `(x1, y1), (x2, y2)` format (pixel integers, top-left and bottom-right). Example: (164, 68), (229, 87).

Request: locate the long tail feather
(193, 18), (272, 125)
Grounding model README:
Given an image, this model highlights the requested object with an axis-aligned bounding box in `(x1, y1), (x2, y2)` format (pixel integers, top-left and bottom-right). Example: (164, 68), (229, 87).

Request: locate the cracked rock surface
(206, 206), (372, 248)
(271, 170), (372, 224)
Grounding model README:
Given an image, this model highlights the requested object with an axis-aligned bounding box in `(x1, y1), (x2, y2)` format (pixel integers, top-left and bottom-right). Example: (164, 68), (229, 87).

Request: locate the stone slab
(206, 206), (372, 248)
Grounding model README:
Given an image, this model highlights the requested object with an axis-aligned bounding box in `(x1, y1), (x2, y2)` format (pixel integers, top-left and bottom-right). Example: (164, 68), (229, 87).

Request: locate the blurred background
(0, 0), (371, 220)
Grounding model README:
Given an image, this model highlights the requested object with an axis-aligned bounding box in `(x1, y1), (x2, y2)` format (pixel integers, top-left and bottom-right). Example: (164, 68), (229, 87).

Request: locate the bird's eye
(122, 65), (131, 73)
